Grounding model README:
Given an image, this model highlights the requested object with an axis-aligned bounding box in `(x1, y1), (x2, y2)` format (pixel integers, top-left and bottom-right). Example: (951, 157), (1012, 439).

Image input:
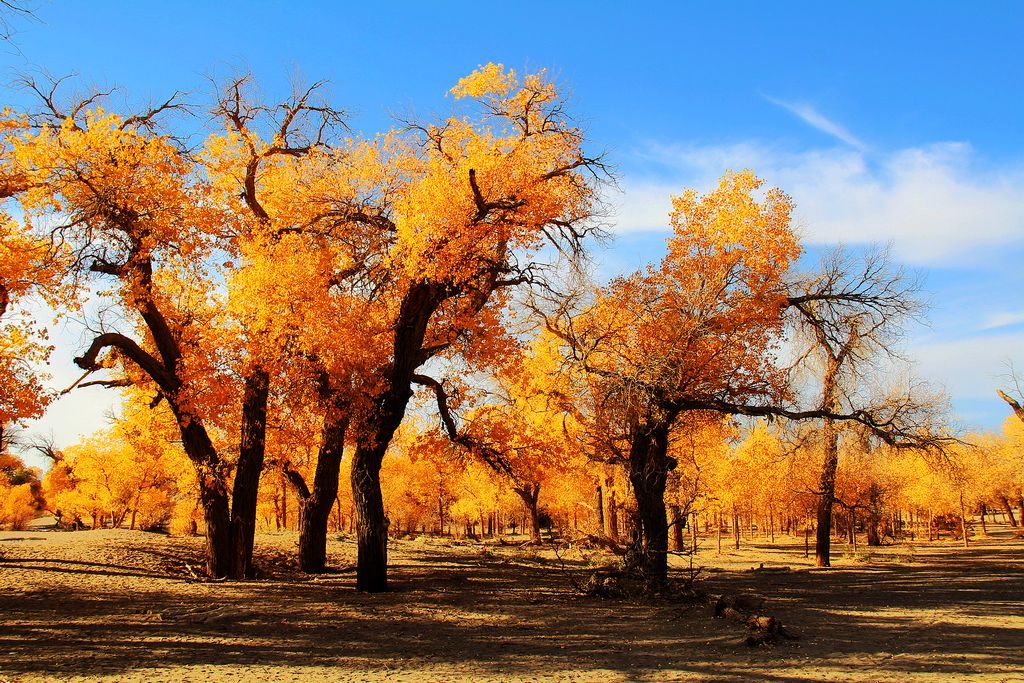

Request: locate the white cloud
(763, 95), (867, 150)
(610, 141), (1024, 265)
(912, 331), (1024, 402)
(979, 311), (1024, 331)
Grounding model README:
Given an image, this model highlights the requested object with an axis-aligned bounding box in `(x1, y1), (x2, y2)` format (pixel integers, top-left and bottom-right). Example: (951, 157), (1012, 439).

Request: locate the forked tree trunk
(176, 413), (233, 578)
(288, 398), (350, 573)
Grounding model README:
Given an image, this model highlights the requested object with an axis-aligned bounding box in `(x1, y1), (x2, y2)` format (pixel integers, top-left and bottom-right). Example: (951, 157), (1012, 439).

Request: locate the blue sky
(4, 1), (1023, 453)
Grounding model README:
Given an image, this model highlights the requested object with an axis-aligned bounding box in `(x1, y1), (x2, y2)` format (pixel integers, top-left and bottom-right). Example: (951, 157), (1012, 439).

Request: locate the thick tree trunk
(288, 398), (349, 573)
(595, 485), (604, 534)
(198, 473), (232, 577)
(815, 417), (839, 567)
(229, 367), (269, 579)
(352, 443), (389, 591)
(514, 483), (542, 543)
(1000, 496), (1017, 527)
(349, 281), (445, 591)
(177, 414), (233, 578)
(627, 420), (672, 588)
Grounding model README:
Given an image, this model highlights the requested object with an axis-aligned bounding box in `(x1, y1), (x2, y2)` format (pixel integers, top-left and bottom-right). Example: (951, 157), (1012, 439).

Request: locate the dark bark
(229, 367), (270, 579)
(176, 411), (233, 578)
(1000, 496), (1018, 527)
(514, 483), (542, 542)
(288, 397), (350, 573)
(627, 420), (672, 588)
(959, 491), (969, 548)
(350, 282), (446, 591)
(815, 417), (839, 567)
(352, 442), (389, 591)
(595, 485), (604, 534)
(74, 255), (238, 579)
(866, 484), (882, 547)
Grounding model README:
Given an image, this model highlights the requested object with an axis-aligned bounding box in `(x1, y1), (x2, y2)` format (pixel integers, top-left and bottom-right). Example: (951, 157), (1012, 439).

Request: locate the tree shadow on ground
(1, 535), (1022, 681)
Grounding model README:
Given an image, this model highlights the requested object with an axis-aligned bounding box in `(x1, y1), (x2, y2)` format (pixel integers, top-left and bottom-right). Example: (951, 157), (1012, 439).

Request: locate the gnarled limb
(997, 389), (1024, 424)
(73, 332), (178, 395)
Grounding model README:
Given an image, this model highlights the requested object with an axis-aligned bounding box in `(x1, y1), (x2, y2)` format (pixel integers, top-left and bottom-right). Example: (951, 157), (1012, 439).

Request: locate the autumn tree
(786, 247), (932, 566)
(307, 64), (604, 591)
(43, 389), (192, 531)
(416, 344), (588, 543)
(204, 74), (358, 574)
(542, 172), (803, 586)
(546, 172), (954, 588)
(4, 78), (310, 578)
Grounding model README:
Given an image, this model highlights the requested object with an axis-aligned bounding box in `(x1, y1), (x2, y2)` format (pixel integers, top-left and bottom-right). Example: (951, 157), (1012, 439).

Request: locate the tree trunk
(733, 507), (740, 550)
(595, 485), (604, 534)
(851, 508), (858, 552)
(960, 491), (969, 548)
(514, 483), (542, 542)
(815, 417), (839, 567)
(1000, 496), (1017, 527)
(605, 487), (619, 541)
(670, 505), (684, 552)
(177, 414), (232, 578)
(229, 367), (270, 580)
(198, 474), (232, 577)
(691, 510), (698, 553)
(626, 420), (672, 588)
(289, 398), (349, 573)
(979, 503), (987, 534)
(351, 438), (390, 591)
(717, 512), (722, 554)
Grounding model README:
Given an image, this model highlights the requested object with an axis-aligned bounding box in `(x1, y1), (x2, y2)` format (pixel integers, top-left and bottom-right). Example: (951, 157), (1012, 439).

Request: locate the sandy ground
(1, 525), (1023, 682)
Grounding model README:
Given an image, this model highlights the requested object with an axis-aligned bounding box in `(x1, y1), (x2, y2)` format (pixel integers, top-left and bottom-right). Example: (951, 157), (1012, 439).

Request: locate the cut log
(714, 596), (799, 646)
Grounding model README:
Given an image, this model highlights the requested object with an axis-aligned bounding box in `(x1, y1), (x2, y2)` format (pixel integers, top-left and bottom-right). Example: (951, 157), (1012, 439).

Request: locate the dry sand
(1, 525), (1023, 682)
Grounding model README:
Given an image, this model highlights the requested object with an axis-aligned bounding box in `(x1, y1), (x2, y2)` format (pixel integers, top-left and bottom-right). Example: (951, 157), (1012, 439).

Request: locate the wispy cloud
(763, 95), (867, 151)
(610, 141), (1024, 265)
(980, 311), (1024, 331)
